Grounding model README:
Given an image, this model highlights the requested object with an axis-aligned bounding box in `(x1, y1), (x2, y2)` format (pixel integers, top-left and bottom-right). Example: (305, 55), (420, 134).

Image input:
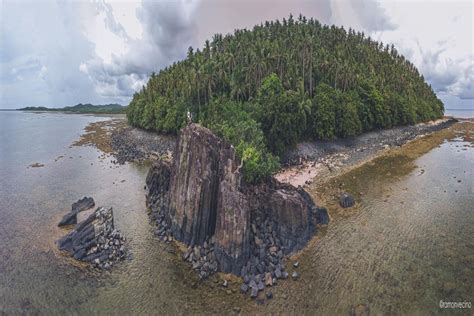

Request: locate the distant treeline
(19, 103), (126, 114)
(127, 15), (444, 183)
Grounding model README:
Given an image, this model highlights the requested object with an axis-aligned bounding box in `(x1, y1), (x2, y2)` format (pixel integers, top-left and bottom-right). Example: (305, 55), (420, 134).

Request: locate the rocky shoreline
(276, 118), (457, 187)
(110, 125), (176, 164)
(145, 124), (330, 300)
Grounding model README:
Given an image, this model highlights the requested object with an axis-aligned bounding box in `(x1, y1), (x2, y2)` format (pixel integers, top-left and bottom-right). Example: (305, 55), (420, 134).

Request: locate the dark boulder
(340, 193), (355, 208)
(315, 207), (329, 225)
(58, 197), (95, 227)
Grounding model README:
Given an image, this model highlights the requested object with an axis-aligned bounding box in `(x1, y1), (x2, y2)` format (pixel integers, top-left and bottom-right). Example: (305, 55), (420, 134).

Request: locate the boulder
(315, 207), (329, 225)
(58, 197), (95, 227)
(340, 193), (355, 208)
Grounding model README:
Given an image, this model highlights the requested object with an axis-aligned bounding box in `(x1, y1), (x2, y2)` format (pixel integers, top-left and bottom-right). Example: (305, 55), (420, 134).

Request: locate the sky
(0, 0), (472, 109)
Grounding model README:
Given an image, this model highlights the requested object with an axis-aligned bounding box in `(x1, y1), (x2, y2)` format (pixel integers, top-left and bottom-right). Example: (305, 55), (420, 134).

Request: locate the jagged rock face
(146, 160), (171, 213)
(249, 182), (316, 254)
(214, 145), (250, 274)
(146, 123), (321, 275)
(168, 124), (222, 246)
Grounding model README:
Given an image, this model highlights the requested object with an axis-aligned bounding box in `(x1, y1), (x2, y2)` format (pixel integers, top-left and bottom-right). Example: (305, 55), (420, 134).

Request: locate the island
(18, 103), (127, 114)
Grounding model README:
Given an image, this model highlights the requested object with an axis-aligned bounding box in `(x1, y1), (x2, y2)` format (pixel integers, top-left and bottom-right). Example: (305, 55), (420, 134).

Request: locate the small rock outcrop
(58, 197), (95, 227)
(315, 207), (330, 225)
(57, 206), (126, 269)
(340, 193), (355, 208)
(147, 124), (327, 282)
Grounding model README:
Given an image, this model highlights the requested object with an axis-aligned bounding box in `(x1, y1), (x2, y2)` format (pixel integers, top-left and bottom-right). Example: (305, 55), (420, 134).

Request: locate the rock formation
(146, 123), (326, 279)
(58, 197), (95, 227)
(57, 206), (126, 269)
(340, 193), (355, 208)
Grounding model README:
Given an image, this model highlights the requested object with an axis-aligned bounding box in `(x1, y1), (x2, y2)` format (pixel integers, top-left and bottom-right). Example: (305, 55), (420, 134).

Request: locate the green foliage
(312, 83), (336, 139)
(202, 98), (280, 183)
(126, 15), (444, 183)
(336, 91), (362, 138)
(256, 74), (307, 155)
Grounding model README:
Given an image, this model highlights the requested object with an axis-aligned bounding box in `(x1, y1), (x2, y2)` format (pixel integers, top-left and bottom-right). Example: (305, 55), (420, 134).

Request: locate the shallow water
(0, 112), (472, 315)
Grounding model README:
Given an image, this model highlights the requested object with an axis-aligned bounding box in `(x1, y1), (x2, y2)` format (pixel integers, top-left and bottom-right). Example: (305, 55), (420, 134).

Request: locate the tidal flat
(0, 111), (472, 314)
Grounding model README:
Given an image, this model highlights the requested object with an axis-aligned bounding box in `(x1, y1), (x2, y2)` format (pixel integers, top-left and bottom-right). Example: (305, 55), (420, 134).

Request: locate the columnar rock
(214, 141), (250, 274)
(167, 124), (222, 246)
(58, 197), (95, 227)
(57, 206), (126, 269)
(146, 123), (323, 276)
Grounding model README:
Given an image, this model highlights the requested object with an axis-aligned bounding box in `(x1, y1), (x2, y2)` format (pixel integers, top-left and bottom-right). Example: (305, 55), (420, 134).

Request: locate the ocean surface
(445, 108), (474, 119)
(0, 111), (472, 314)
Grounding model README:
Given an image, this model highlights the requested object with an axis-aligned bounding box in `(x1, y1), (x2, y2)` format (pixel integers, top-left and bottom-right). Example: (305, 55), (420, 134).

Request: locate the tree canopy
(127, 15), (444, 183)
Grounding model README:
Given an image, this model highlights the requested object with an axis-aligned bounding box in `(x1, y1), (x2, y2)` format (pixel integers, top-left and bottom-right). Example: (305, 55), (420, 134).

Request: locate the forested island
(19, 103), (126, 114)
(128, 15), (444, 183)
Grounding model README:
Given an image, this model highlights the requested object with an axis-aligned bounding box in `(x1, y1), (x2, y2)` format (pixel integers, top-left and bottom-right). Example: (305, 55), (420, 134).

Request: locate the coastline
(3, 111), (472, 314)
(275, 117), (458, 187)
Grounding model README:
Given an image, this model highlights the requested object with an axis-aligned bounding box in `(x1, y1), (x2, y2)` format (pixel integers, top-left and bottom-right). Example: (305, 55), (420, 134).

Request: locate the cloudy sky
(0, 0), (472, 109)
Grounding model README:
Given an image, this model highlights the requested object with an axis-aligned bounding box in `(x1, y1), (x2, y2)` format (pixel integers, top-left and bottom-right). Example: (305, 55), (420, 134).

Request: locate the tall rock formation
(146, 123), (323, 275)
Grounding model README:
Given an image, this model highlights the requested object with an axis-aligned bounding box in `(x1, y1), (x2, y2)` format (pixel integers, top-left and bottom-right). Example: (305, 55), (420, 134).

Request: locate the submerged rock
(58, 197), (95, 227)
(57, 206), (126, 269)
(340, 193), (355, 208)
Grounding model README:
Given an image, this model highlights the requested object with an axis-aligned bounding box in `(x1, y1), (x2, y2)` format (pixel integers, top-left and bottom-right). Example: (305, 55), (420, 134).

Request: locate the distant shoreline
(14, 103), (127, 114)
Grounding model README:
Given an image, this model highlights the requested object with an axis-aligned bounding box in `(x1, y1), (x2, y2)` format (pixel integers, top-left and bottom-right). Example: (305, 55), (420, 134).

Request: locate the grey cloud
(83, 0), (199, 97)
(415, 41), (474, 99)
(330, 0), (397, 33)
(0, 1), (114, 108)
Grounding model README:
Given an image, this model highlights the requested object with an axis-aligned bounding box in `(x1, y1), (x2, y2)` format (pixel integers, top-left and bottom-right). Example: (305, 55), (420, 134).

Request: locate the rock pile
(110, 126), (175, 164)
(57, 206), (126, 270)
(182, 237), (219, 280)
(58, 197), (95, 227)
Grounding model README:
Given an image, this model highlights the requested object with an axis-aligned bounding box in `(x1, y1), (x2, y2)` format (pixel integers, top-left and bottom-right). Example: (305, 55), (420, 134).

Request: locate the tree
(256, 74), (307, 155)
(336, 91), (362, 138)
(312, 83), (336, 139)
(126, 15), (444, 183)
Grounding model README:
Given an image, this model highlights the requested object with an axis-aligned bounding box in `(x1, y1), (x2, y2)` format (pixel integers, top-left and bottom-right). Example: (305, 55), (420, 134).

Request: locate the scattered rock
(250, 287), (258, 299)
(292, 271), (299, 280)
(266, 291), (273, 299)
(293, 261), (299, 268)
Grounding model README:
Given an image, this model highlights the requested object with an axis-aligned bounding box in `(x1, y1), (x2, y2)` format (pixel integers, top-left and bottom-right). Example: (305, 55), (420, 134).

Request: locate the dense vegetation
(19, 103), (126, 114)
(127, 15), (444, 183)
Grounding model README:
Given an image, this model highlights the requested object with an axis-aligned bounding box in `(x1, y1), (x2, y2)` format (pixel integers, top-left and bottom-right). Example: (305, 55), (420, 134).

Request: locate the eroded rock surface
(146, 123), (325, 279)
